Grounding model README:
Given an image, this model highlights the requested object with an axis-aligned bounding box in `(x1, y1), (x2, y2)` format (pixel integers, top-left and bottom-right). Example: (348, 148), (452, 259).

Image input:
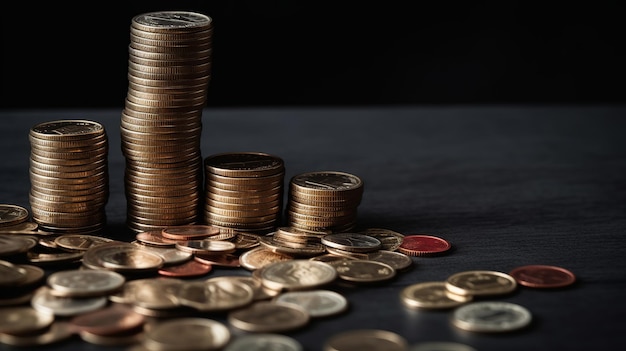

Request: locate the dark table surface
(1, 106), (625, 350)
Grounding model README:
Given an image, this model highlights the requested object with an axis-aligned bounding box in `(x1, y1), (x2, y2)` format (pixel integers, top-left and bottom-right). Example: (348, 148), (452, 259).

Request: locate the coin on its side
(450, 301), (532, 333)
(324, 329), (408, 351)
(445, 270), (517, 297)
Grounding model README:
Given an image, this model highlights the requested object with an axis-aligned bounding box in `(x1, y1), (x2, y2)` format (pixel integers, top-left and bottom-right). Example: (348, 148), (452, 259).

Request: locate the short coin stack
(28, 120), (109, 234)
(203, 152), (285, 235)
(286, 171), (364, 233)
(120, 11), (213, 232)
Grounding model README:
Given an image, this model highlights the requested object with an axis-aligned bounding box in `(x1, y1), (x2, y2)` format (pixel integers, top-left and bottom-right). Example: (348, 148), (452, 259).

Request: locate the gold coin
(400, 281), (472, 309)
(445, 270), (518, 296)
(204, 152), (285, 178)
(0, 204), (30, 227)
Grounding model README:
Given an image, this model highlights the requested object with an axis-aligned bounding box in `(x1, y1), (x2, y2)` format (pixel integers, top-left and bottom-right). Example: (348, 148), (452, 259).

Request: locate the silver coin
(273, 290), (348, 318)
(321, 233), (381, 253)
(31, 286), (108, 316)
(142, 318), (230, 351)
(47, 269), (125, 297)
(451, 301), (532, 332)
(224, 333), (303, 351)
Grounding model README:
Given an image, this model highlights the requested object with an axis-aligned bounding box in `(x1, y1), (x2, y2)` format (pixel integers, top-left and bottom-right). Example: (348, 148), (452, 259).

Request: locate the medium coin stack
(28, 120), (109, 234)
(286, 171), (364, 233)
(203, 152), (285, 234)
(120, 11), (213, 232)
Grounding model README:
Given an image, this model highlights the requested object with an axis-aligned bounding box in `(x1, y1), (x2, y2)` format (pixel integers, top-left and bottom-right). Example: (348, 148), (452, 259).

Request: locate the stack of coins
(28, 120), (109, 234)
(285, 171), (363, 233)
(203, 152), (285, 234)
(120, 11), (213, 232)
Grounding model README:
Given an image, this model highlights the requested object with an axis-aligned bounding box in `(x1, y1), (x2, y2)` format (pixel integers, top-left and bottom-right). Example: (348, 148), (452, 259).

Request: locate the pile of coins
(121, 11), (213, 232)
(28, 120), (109, 234)
(285, 171), (364, 233)
(203, 152), (285, 234)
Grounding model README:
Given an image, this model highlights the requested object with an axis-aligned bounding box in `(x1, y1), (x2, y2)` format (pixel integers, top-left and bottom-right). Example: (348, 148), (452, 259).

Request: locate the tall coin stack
(120, 11), (213, 232)
(203, 152), (285, 235)
(286, 171), (364, 233)
(28, 120), (109, 234)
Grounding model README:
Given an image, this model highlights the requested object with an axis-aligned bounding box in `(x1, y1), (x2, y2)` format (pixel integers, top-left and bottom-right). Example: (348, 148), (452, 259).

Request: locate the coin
(158, 259), (212, 278)
(410, 342), (477, 351)
(70, 303), (145, 336)
(273, 289), (348, 318)
(0, 259), (28, 286)
(54, 234), (114, 251)
(108, 277), (184, 309)
(228, 301), (309, 333)
(451, 301), (532, 332)
(47, 269), (125, 297)
(365, 250), (413, 271)
(175, 239), (236, 255)
(0, 204), (30, 227)
(0, 306), (55, 334)
(398, 234), (452, 256)
(330, 259), (397, 284)
(508, 264), (576, 288)
(239, 247), (294, 271)
(31, 286), (108, 317)
(321, 232), (382, 253)
(142, 317), (230, 351)
(357, 227), (405, 251)
(259, 260), (337, 291)
(324, 329), (408, 351)
(224, 333), (303, 351)
(445, 270), (518, 297)
(161, 224), (220, 240)
(204, 152), (285, 178)
(400, 281), (472, 310)
(177, 278), (254, 312)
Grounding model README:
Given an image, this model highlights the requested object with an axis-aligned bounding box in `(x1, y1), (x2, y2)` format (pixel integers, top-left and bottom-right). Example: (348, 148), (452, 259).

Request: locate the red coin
(158, 259), (212, 278)
(509, 264), (576, 288)
(398, 234), (451, 256)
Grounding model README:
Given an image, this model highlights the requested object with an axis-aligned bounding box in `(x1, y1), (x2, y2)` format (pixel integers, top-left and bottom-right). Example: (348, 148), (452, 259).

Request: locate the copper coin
(70, 303), (145, 336)
(509, 264), (576, 288)
(194, 253), (241, 268)
(158, 259), (212, 278)
(398, 234), (451, 256)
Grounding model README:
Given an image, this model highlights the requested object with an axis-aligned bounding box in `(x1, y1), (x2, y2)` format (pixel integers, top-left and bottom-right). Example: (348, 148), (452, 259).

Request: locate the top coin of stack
(28, 120), (109, 235)
(286, 171), (363, 233)
(121, 11), (213, 233)
(203, 152), (285, 235)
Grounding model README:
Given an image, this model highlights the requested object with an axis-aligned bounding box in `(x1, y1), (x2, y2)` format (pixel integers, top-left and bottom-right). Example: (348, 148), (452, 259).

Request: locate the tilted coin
(400, 281), (472, 310)
(142, 317), (230, 351)
(0, 221), (39, 234)
(258, 235), (326, 257)
(398, 234), (452, 257)
(0, 259), (28, 286)
(445, 270), (518, 297)
(54, 234), (114, 251)
(47, 269), (125, 297)
(365, 250), (413, 271)
(132, 241), (193, 265)
(273, 289), (348, 318)
(450, 301), (532, 333)
(239, 247), (294, 271)
(31, 286), (108, 317)
(321, 233), (381, 253)
(224, 333), (303, 351)
(0, 204), (30, 227)
(0, 306), (55, 335)
(323, 329), (408, 351)
(208, 275), (280, 301)
(259, 259), (337, 291)
(177, 278), (255, 312)
(227, 301), (309, 333)
(330, 259), (397, 284)
(0, 234), (38, 256)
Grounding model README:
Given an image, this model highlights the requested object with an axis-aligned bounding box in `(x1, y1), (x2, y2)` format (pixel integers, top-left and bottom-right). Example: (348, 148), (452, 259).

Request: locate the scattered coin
(70, 303), (145, 336)
(509, 264), (576, 288)
(273, 289), (348, 318)
(224, 333), (303, 351)
(228, 300), (309, 333)
(0, 306), (55, 335)
(321, 232), (382, 253)
(410, 341), (477, 351)
(0, 321), (73, 347)
(142, 317), (230, 351)
(259, 259), (337, 291)
(357, 227), (405, 251)
(398, 234), (451, 257)
(330, 259), (397, 284)
(177, 278), (255, 312)
(323, 329), (409, 351)
(47, 269), (125, 298)
(31, 286), (108, 317)
(400, 281), (472, 310)
(158, 259), (212, 278)
(0, 204), (30, 227)
(445, 270), (518, 297)
(450, 301), (532, 333)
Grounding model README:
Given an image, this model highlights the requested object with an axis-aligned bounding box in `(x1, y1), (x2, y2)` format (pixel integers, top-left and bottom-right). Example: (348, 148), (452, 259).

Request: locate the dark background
(2, 1), (624, 109)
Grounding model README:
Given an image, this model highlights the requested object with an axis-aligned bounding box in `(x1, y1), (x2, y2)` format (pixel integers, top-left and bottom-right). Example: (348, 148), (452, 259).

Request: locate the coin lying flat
(398, 234), (451, 257)
(224, 333), (303, 351)
(321, 232), (382, 253)
(445, 270), (517, 297)
(410, 342), (477, 351)
(177, 278), (254, 312)
(330, 259), (396, 284)
(508, 264), (576, 288)
(0, 306), (55, 335)
(47, 269), (125, 297)
(273, 289), (348, 318)
(227, 301), (309, 333)
(400, 281), (472, 310)
(31, 286), (108, 317)
(450, 301), (532, 333)
(70, 303), (145, 336)
(142, 317), (230, 351)
(259, 259), (337, 291)
(0, 204), (30, 227)
(324, 329), (408, 351)
(0, 321), (73, 347)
